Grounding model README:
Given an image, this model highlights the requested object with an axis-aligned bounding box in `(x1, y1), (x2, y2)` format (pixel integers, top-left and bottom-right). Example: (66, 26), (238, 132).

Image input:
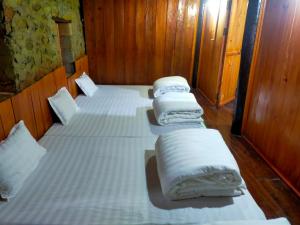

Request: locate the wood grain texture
(29, 82), (46, 139)
(54, 66), (68, 90)
(193, 89), (300, 224)
(0, 99), (15, 141)
(11, 88), (38, 139)
(0, 62), (79, 141)
(219, 0), (248, 105)
(83, 0), (200, 85)
(68, 56), (89, 98)
(219, 53), (241, 105)
(75, 55), (89, 76)
(226, 0), (249, 53)
(67, 72), (81, 98)
(243, 0), (300, 196)
(36, 72), (57, 132)
(197, 0), (229, 104)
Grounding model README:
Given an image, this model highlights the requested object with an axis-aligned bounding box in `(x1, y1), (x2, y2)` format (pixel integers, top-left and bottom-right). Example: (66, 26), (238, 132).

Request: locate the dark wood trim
(52, 16), (71, 23)
(192, 0), (205, 88)
(231, 0), (262, 135)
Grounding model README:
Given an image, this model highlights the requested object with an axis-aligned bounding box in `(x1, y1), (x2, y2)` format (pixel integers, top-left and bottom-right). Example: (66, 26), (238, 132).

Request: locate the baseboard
(242, 135), (300, 198)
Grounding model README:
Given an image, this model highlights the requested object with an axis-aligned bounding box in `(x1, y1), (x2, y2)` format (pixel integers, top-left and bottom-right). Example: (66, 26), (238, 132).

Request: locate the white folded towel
(153, 92), (204, 126)
(201, 218), (290, 225)
(153, 76), (190, 98)
(155, 129), (245, 200)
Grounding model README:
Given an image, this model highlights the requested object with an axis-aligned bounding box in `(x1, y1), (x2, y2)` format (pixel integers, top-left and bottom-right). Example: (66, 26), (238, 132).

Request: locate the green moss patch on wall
(0, 1), (15, 92)
(0, 0), (85, 92)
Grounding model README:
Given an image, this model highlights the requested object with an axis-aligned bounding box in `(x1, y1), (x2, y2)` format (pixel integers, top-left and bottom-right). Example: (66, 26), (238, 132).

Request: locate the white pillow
(0, 121), (46, 199)
(48, 87), (79, 125)
(75, 72), (98, 97)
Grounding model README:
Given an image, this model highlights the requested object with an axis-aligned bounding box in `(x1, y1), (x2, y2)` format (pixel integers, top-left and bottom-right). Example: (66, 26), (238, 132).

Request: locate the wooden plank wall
(83, 0), (200, 85)
(243, 0), (300, 196)
(219, 0), (248, 105)
(0, 55), (89, 141)
(196, 0), (229, 104)
(196, 0), (248, 105)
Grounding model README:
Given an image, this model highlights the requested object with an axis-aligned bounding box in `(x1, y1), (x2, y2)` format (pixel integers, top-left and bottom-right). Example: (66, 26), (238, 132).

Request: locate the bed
(0, 85), (266, 225)
(45, 86), (206, 137)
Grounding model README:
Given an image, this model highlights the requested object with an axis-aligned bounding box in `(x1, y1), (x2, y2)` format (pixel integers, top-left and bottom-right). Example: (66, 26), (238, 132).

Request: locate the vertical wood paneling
(197, 0), (229, 104)
(83, 0), (200, 85)
(243, 0), (300, 196)
(124, 0), (137, 84)
(12, 88), (38, 138)
(30, 82), (46, 139)
(172, 0), (187, 75)
(114, 0), (125, 84)
(83, 0), (95, 77)
(219, 0), (248, 105)
(145, 0), (157, 84)
(37, 72), (57, 131)
(0, 99), (15, 140)
(164, 0), (179, 75)
(94, 0), (106, 84)
(104, 0), (116, 84)
(219, 53), (241, 105)
(154, 0), (168, 80)
(135, 0), (147, 84)
(0, 59), (85, 142)
(53, 66), (68, 89)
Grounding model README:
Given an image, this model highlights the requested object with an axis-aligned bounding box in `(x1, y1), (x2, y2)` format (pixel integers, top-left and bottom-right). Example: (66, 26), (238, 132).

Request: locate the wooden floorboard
(193, 89), (300, 225)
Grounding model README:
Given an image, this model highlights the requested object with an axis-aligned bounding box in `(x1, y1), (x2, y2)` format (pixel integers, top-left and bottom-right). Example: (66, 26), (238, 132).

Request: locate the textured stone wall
(0, 0), (85, 92)
(0, 1), (15, 92)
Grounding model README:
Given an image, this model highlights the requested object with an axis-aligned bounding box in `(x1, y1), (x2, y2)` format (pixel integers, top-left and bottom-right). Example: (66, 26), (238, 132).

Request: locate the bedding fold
(155, 129), (245, 200)
(153, 92), (204, 125)
(153, 76), (190, 98)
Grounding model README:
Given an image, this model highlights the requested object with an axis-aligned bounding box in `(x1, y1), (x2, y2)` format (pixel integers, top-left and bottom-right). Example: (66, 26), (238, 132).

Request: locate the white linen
(153, 92), (204, 125)
(202, 218), (290, 225)
(75, 72), (98, 97)
(48, 87), (79, 125)
(156, 129), (244, 200)
(0, 121), (46, 199)
(0, 136), (266, 225)
(46, 85), (206, 137)
(153, 76), (190, 97)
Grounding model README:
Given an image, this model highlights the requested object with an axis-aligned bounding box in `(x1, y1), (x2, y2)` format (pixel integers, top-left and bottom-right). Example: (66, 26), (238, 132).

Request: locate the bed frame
(0, 55), (89, 141)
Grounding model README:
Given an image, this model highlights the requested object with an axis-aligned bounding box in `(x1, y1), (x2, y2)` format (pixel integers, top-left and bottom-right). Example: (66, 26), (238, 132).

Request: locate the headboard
(0, 55), (89, 141)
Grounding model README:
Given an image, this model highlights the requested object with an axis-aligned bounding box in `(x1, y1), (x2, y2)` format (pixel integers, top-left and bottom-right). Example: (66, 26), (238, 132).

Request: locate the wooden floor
(193, 89), (300, 225)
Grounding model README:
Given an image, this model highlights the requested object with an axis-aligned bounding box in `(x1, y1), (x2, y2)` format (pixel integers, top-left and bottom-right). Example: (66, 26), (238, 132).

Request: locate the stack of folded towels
(155, 128), (245, 200)
(153, 76), (191, 98)
(152, 76), (204, 125)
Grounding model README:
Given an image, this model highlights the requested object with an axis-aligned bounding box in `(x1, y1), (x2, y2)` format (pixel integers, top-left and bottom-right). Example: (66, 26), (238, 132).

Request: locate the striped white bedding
(46, 85), (206, 137)
(0, 136), (266, 225)
(156, 129), (245, 200)
(0, 85), (268, 225)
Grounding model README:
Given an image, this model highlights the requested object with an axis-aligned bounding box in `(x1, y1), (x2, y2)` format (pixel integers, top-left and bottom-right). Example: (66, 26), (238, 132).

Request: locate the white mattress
(0, 136), (266, 225)
(45, 85), (206, 137)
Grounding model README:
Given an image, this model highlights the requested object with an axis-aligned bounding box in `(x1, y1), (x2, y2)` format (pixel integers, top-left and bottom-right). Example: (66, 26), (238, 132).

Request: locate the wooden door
(218, 0), (248, 105)
(197, 0), (230, 104)
(243, 0), (300, 196)
(83, 0), (200, 85)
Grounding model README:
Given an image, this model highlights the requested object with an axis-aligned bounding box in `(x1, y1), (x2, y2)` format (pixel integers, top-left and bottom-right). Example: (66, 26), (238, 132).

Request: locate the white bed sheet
(0, 136), (266, 225)
(45, 85), (206, 137)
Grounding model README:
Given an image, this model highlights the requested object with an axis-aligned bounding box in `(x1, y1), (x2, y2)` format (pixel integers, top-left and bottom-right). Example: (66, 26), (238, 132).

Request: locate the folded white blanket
(153, 92), (204, 126)
(155, 129), (245, 200)
(202, 218), (290, 225)
(153, 76), (190, 98)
